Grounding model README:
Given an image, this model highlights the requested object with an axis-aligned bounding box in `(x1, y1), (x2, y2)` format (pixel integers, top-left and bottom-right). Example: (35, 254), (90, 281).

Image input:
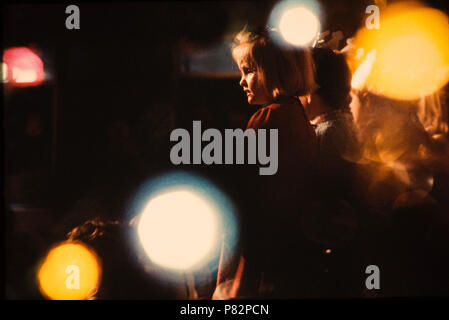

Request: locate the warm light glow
(351, 49), (376, 89)
(129, 171), (238, 280)
(37, 242), (101, 300)
(278, 6), (320, 46)
(12, 67), (38, 83)
(268, 0), (321, 47)
(137, 189), (220, 271)
(353, 2), (449, 100)
(1, 62), (8, 82)
(3, 47), (45, 85)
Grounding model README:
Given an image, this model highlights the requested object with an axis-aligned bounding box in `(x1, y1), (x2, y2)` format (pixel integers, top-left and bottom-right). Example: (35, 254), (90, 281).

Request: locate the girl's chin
(248, 98), (267, 106)
(247, 97), (257, 105)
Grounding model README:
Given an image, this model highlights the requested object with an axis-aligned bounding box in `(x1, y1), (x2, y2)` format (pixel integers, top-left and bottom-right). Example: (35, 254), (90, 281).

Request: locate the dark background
(3, 0), (449, 299)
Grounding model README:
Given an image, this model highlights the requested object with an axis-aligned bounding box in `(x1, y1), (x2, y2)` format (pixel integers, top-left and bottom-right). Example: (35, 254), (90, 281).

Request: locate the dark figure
(301, 48), (361, 248)
(66, 218), (180, 299)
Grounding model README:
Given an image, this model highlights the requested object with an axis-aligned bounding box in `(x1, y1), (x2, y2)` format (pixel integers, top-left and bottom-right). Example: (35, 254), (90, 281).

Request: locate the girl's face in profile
(236, 57), (271, 105)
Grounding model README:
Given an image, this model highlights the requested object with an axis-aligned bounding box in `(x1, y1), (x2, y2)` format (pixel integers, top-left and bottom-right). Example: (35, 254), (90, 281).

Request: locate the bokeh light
(268, 0), (321, 47)
(3, 47), (45, 86)
(1, 62), (8, 82)
(130, 171), (238, 273)
(352, 2), (449, 100)
(37, 242), (101, 300)
(137, 189), (219, 271)
(278, 7), (320, 46)
(351, 49), (376, 89)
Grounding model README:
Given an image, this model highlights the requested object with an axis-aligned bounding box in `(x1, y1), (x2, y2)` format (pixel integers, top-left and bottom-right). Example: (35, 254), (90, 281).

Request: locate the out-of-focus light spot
(427, 176), (434, 189)
(3, 47), (44, 86)
(351, 49), (376, 89)
(1, 62), (8, 82)
(352, 2), (449, 100)
(325, 249), (331, 254)
(268, 0), (321, 47)
(12, 67), (38, 83)
(375, 132), (406, 164)
(37, 242), (101, 300)
(278, 7), (320, 46)
(355, 48), (365, 60)
(130, 171), (238, 274)
(137, 189), (219, 271)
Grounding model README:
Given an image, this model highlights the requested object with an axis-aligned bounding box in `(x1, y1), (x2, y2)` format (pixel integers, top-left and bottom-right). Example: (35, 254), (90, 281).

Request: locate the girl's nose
(239, 76), (246, 87)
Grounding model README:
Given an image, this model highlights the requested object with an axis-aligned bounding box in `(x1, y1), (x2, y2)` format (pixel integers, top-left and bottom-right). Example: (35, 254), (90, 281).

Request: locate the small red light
(3, 47), (45, 86)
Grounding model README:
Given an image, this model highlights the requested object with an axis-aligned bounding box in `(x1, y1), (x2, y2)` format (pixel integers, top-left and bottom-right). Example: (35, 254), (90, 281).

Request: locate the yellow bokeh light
(137, 189), (220, 271)
(352, 2), (449, 100)
(351, 49), (377, 89)
(278, 6), (320, 46)
(37, 242), (101, 300)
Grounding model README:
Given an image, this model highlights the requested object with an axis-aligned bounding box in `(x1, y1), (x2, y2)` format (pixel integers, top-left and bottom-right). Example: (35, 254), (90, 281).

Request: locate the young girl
(233, 26), (318, 193)
(214, 27), (320, 298)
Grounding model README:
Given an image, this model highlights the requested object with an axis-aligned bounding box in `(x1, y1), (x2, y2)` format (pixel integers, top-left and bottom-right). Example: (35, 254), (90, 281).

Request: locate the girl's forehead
(237, 57), (250, 67)
(233, 46), (253, 66)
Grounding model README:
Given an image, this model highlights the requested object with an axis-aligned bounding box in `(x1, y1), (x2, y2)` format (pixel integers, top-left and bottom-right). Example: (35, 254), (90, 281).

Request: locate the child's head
(66, 218), (178, 299)
(232, 26), (317, 105)
(312, 47), (352, 111)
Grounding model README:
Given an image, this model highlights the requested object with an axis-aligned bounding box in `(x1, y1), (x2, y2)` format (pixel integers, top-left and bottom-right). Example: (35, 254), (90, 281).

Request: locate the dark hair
(312, 48), (352, 110)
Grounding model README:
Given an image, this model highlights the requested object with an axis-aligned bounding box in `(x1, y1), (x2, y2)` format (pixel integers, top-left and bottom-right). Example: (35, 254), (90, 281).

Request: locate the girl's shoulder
(247, 104), (279, 129)
(247, 99), (305, 129)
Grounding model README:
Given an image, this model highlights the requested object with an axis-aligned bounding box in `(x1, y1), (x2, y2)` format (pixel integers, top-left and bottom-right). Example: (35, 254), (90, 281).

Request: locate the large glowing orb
(278, 6), (320, 46)
(268, 0), (321, 47)
(137, 188), (220, 271)
(37, 242), (101, 300)
(353, 2), (449, 100)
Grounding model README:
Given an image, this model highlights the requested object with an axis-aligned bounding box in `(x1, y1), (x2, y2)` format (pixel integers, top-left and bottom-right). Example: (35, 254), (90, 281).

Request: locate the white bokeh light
(137, 188), (220, 271)
(12, 67), (38, 83)
(278, 6), (320, 46)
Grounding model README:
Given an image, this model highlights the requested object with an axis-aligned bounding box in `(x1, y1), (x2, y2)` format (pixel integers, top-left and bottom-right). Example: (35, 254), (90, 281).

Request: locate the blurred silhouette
(300, 47), (361, 248)
(66, 218), (181, 299)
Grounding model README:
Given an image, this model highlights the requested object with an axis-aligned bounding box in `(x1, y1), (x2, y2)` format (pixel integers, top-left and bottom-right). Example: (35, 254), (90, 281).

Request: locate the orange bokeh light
(37, 242), (101, 300)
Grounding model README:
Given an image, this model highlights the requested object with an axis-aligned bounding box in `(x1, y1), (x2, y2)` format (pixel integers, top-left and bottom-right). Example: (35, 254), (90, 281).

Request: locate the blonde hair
(232, 26), (317, 101)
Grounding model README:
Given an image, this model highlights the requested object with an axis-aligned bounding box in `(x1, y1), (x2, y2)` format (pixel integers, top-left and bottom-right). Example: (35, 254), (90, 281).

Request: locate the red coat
(216, 98), (320, 298)
(246, 97), (318, 216)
